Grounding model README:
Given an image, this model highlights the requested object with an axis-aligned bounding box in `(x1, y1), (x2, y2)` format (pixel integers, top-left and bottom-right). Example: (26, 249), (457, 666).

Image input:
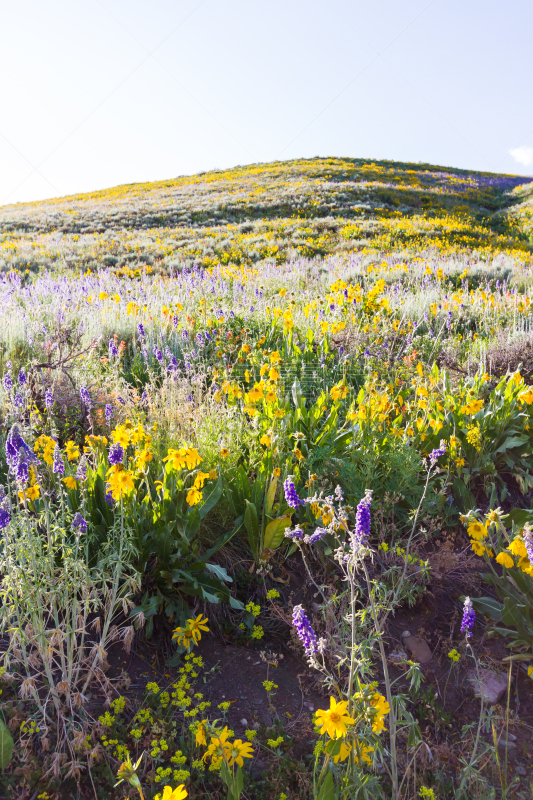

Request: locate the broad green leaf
(265, 476), (278, 515)
(317, 770), (336, 800)
(244, 500), (260, 560)
(263, 515), (292, 551)
(0, 720), (14, 770)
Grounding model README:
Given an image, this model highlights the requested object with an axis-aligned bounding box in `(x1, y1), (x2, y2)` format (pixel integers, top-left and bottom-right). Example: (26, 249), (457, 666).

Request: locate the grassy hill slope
(0, 157), (532, 275)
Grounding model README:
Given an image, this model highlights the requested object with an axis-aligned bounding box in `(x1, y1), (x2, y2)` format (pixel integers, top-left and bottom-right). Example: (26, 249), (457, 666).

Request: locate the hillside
(1, 157), (532, 275)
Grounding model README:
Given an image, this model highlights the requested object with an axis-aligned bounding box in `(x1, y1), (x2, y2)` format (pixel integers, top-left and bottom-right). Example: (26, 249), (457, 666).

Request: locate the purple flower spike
(108, 442), (124, 465)
(18, 368), (27, 386)
(292, 605), (318, 656)
(353, 489), (373, 546)
(105, 404), (114, 424)
(0, 507), (10, 530)
(80, 386), (92, 411)
(284, 476), (305, 509)
(45, 389), (54, 409)
(73, 512), (88, 533)
(109, 338), (118, 358)
(137, 323), (145, 339)
(285, 527), (304, 540)
(307, 528), (328, 544)
(53, 446), (65, 476)
(460, 596), (476, 637)
(76, 457), (87, 481)
(429, 441), (447, 465)
(3, 372), (12, 392)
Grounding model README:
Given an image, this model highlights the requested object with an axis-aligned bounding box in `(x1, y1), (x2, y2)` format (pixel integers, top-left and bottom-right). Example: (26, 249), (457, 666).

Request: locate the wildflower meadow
(1, 156), (533, 800)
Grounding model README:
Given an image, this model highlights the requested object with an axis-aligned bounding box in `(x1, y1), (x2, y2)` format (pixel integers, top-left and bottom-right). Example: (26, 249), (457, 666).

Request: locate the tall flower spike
(80, 385), (92, 411)
(76, 456), (87, 481)
(353, 489), (373, 547)
(109, 443), (124, 466)
(109, 338), (118, 358)
(460, 596), (475, 637)
(283, 476), (305, 509)
(292, 605), (318, 655)
(45, 389), (54, 409)
(53, 445), (65, 476)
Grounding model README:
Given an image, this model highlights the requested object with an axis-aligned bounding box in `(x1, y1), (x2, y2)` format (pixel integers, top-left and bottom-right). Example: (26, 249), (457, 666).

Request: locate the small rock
(401, 634), (432, 664)
(515, 765), (526, 776)
(388, 648), (409, 666)
(303, 702), (314, 711)
(252, 697), (264, 706)
(468, 668), (508, 705)
(240, 718), (248, 727)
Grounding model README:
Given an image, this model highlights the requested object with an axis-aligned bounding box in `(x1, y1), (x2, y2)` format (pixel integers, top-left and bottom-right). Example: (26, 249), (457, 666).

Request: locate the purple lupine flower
(172, 315), (179, 328)
(307, 528), (328, 544)
(460, 596), (475, 636)
(80, 386), (92, 411)
(45, 389), (54, 409)
(154, 347), (163, 363)
(292, 605), (318, 656)
(283, 476), (305, 509)
(285, 527), (304, 540)
(18, 368), (27, 386)
(14, 392), (24, 409)
(53, 445), (65, 476)
(5, 424), (32, 471)
(182, 330), (189, 340)
(105, 404), (114, 425)
(353, 489), (373, 546)
(108, 442), (124, 465)
(0, 507), (10, 529)
(105, 488), (115, 506)
(3, 372), (12, 392)
(137, 323), (145, 338)
(117, 396), (125, 405)
(429, 442), (447, 465)
(141, 390), (148, 404)
(76, 456), (87, 481)
(109, 338), (119, 358)
(72, 512), (88, 533)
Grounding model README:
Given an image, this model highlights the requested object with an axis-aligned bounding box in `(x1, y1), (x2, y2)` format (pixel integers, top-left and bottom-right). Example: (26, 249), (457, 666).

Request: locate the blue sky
(2, 0), (532, 205)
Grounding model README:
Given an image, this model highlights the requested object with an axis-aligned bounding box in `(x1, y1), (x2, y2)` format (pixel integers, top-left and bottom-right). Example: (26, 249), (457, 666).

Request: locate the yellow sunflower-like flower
(187, 614), (209, 644)
(227, 739), (254, 767)
(507, 538), (527, 558)
(353, 741), (374, 765)
(154, 785), (188, 800)
(65, 440), (80, 461)
(108, 469), (134, 500)
(195, 719), (208, 746)
(495, 551), (514, 569)
(332, 739), (352, 763)
(371, 693), (390, 733)
(62, 476), (78, 490)
(186, 488), (202, 506)
(315, 697), (355, 739)
(467, 521), (487, 541)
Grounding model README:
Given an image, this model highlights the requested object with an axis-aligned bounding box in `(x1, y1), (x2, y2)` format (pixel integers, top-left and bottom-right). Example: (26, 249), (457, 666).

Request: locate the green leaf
(0, 720), (13, 771)
(265, 476), (278, 516)
(317, 769), (336, 800)
(263, 515), (292, 551)
(205, 563), (231, 582)
(471, 596), (503, 622)
(452, 476), (477, 513)
(199, 475), (223, 520)
(244, 500), (260, 560)
(495, 435), (529, 453)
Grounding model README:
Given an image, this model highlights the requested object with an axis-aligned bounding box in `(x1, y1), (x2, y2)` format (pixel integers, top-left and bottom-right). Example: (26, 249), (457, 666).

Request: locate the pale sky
(1, 0), (532, 206)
